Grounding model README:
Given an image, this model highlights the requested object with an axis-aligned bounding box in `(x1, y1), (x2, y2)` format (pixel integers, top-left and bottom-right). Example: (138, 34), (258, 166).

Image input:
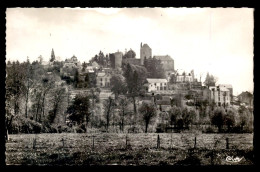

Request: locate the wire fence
(5, 133), (253, 151)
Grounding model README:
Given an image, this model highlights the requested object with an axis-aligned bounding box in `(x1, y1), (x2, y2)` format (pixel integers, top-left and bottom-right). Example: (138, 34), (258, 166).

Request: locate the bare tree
(118, 97), (129, 132)
(139, 102), (157, 133)
(103, 96), (114, 131)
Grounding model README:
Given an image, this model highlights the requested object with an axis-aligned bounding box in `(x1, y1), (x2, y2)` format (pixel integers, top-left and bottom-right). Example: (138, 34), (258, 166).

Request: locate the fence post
(157, 135), (160, 149)
(170, 133), (173, 149)
(226, 138), (229, 149)
(61, 138), (65, 148)
(32, 137), (36, 149)
(194, 137), (197, 149)
(125, 134), (128, 148)
(92, 135), (95, 150)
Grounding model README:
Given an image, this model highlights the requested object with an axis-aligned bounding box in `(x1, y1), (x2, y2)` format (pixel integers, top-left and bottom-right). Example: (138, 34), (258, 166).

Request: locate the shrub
(128, 126), (140, 133)
(156, 123), (167, 133)
(203, 126), (217, 133)
(57, 124), (73, 133)
(19, 117), (42, 133)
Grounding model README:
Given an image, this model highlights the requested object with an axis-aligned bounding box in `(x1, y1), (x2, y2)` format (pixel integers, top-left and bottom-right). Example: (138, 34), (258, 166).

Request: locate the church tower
(50, 48), (55, 62)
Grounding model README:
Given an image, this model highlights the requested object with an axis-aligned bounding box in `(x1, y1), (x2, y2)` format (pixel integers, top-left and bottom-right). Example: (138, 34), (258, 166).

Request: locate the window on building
(164, 86), (166, 90)
(160, 83), (162, 87)
(100, 78), (102, 82)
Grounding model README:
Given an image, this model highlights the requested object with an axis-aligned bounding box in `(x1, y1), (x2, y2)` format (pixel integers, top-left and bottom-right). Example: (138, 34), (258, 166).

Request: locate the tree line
(5, 58), (253, 134)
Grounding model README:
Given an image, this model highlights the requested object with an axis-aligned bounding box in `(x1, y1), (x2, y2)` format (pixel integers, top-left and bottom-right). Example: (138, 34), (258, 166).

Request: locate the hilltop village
(59, 43), (233, 107)
(6, 43), (253, 134)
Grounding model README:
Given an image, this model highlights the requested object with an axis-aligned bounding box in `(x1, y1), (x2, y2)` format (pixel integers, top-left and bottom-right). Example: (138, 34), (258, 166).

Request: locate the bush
(42, 124), (57, 133)
(74, 124), (86, 133)
(57, 125), (73, 133)
(18, 117), (42, 133)
(156, 123), (167, 133)
(203, 126), (217, 133)
(127, 126), (140, 133)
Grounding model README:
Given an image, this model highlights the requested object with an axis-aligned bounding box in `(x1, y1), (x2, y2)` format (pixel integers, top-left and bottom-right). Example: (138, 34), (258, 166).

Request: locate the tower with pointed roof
(50, 48), (55, 62)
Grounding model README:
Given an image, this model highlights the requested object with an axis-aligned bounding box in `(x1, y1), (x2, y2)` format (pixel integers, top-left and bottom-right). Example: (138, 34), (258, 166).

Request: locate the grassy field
(5, 133), (254, 166)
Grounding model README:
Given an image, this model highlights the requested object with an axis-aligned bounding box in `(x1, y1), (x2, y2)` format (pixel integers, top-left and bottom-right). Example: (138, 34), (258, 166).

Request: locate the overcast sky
(6, 8), (254, 95)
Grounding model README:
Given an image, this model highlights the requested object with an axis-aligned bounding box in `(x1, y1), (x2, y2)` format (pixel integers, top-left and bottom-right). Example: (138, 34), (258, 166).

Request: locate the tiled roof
(97, 72), (109, 77)
(220, 87), (230, 92)
(147, 78), (167, 83)
(219, 84), (233, 88)
(142, 44), (151, 49)
(154, 55), (173, 61)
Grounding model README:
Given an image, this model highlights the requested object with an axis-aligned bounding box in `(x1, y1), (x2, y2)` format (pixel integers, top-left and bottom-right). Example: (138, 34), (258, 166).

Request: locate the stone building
(153, 55), (174, 74)
(122, 58), (141, 66)
(109, 51), (123, 69)
(140, 43), (152, 65)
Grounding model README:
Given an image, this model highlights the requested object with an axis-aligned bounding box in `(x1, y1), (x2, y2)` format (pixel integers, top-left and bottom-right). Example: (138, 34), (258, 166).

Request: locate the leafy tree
(168, 106), (182, 127)
(82, 61), (87, 72)
(139, 102), (157, 133)
(74, 69), (79, 88)
(204, 72), (218, 87)
(30, 72), (56, 123)
(238, 105), (253, 132)
(170, 94), (183, 107)
(47, 87), (66, 124)
(176, 118), (184, 130)
(224, 109), (235, 132)
(169, 74), (176, 83)
(110, 74), (127, 99)
(123, 63), (147, 119)
(182, 108), (196, 129)
(5, 61), (26, 133)
(89, 88), (100, 128)
(211, 107), (225, 132)
(67, 94), (91, 132)
(144, 58), (165, 78)
(123, 49), (136, 59)
(24, 59), (35, 118)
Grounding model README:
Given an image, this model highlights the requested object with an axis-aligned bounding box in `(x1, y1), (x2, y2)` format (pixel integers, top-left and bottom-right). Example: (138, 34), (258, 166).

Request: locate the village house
(176, 71), (194, 83)
(96, 71), (111, 88)
(63, 55), (81, 69)
(208, 86), (231, 107)
(237, 91), (253, 107)
(219, 84), (233, 102)
(147, 78), (168, 92)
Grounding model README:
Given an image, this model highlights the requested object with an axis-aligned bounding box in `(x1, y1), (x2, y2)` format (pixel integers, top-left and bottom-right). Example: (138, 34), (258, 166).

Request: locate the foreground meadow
(5, 133), (254, 165)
